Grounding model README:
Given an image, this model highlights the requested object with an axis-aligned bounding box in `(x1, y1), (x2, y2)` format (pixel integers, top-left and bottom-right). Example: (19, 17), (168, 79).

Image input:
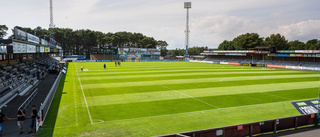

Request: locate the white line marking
(74, 63), (94, 124)
(98, 98), (316, 124)
(159, 84), (219, 108)
(73, 69), (79, 126)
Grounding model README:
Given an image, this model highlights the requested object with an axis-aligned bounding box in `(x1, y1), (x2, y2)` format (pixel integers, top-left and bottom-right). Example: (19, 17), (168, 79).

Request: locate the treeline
(218, 33), (320, 50)
(167, 46), (208, 56)
(0, 25), (169, 56)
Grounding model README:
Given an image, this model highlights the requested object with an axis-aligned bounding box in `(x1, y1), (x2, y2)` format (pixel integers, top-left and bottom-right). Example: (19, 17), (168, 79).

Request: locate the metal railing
(17, 88), (38, 110)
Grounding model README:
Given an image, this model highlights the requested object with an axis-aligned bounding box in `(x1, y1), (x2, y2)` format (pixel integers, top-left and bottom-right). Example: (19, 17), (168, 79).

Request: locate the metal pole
(185, 8), (189, 57)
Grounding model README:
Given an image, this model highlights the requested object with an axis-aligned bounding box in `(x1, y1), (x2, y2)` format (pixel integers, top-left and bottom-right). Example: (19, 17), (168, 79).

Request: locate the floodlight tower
(49, 0), (55, 39)
(184, 2), (191, 57)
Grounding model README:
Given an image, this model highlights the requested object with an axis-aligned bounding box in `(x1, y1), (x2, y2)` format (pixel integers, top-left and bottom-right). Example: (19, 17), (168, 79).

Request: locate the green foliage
(218, 33), (319, 50)
(0, 25), (8, 39)
(233, 33), (263, 50)
(264, 33), (288, 50)
(218, 40), (235, 50)
(10, 26), (167, 56)
(288, 40), (306, 50)
(167, 46), (208, 56)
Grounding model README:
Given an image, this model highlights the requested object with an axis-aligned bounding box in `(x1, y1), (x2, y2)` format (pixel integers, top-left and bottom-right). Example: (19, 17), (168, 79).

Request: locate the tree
(306, 39), (318, 50)
(233, 33), (263, 50)
(157, 40), (168, 56)
(287, 40), (305, 50)
(0, 25), (8, 39)
(218, 40), (235, 50)
(264, 33), (288, 50)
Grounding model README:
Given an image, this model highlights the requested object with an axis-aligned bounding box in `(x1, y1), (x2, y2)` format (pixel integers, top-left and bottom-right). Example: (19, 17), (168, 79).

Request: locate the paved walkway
(261, 127), (320, 137)
(1, 74), (57, 137)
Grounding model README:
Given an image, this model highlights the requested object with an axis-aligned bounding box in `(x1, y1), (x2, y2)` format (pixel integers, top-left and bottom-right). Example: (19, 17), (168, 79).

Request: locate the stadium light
(184, 2), (191, 57)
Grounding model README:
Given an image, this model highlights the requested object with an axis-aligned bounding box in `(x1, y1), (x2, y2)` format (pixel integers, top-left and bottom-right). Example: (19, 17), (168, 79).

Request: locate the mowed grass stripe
(79, 73), (317, 84)
(88, 87), (317, 121)
(78, 68), (288, 76)
(87, 82), (318, 106)
(82, 74), (320, 90)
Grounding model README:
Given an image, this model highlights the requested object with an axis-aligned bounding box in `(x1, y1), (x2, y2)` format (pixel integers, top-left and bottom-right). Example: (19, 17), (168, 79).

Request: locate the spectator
(17, 108), (26, 134)
(0, 109), (11, 137)
(26, 105), (37, 134)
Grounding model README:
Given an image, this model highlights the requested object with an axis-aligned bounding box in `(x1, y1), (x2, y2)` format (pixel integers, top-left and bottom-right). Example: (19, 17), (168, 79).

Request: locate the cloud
(272, 20), (320, 41)
(1, 0), (320, 49)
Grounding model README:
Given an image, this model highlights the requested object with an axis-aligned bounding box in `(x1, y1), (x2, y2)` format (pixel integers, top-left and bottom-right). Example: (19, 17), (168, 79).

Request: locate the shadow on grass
(36, 63), (68, 137)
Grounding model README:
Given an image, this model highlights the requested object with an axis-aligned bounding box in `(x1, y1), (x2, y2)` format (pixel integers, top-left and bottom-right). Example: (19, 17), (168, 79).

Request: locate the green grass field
(37, 61), (320, 137)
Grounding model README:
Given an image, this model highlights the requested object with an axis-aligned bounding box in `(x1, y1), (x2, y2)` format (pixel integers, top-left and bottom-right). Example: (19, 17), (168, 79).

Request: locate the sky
(1, 0), (320, 49)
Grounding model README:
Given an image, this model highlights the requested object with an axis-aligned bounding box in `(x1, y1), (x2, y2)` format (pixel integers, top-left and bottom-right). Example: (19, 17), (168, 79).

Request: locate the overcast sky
(1, 0), (320, 49)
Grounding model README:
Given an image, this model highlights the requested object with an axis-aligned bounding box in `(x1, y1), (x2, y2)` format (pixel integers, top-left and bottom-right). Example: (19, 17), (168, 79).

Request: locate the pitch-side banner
(13, 42), (27, 53)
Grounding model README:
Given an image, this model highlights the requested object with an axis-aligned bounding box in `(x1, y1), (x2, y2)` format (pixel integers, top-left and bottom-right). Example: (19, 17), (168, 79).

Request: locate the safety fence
(159, 114), (318, 137)
(35, 72), (63, 131)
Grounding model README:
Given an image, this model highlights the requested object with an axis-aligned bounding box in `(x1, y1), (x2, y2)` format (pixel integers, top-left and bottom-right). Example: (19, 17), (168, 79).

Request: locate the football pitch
(38, 61), (320, 137)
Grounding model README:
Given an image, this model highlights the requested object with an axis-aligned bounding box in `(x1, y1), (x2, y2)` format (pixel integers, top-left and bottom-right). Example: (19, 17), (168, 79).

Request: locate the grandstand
(0, 27), (64, 137)
(201, 50), (320, 68)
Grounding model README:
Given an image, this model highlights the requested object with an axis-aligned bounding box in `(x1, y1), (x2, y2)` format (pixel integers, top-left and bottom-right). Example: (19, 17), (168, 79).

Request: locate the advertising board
(13, 42), (27, 53)
(27, 33), (40, 44)
(14, 28), (27, 41)
(27, 44), (36, 53)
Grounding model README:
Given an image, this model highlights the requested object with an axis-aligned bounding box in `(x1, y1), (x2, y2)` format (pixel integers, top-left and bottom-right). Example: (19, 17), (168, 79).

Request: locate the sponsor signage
(27, 44), (36, 53)
(225, 53), (246, 56)
(141, 49), (147, 51)
(256, 64), (267, 67)
(213, 50), (256, 53)
(256, 51), (270, 54)
(45, 47), (49, 52)
(0, 46), (7, 53)
(291, 99), (318, 115)
(147, 48), (160, 52)
(14, 28), (27, 41)
(27, 33), (40, 44)
(240, 63), (250, 66)
(295, 50), (313, 53)
(312, 50), (320, 53)
(40, 46), (45, 53)
(267, 64), (286, 68)
(275, 54), (290, 57)
(36, 46), (40, 53)
(12, 42), (27, 53)
(295, 54), (304, 57)
(228, 62), (240, 65)
(154, 52), (161, 55)
(41, 39), (48, 46)
(277, 50), (295, 53)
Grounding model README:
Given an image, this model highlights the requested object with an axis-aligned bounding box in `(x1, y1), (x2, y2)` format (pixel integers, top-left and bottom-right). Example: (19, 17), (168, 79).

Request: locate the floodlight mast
(49, 0), (55, 39)
(184, 2), (191, 57)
